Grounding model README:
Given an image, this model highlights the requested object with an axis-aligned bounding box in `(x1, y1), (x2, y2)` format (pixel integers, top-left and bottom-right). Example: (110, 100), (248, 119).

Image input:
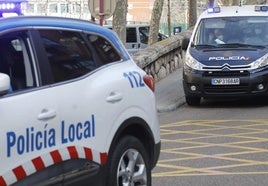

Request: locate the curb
(157, 97), (186, 113)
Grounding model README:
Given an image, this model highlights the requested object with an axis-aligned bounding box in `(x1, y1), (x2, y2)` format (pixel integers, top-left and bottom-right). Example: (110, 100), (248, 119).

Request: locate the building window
(74, 4), (81, 14)
(49, 3), (57, 13)
(37, 4), (46, 14)
(27, 3), (34, 13)
(60, 4), (68, 14)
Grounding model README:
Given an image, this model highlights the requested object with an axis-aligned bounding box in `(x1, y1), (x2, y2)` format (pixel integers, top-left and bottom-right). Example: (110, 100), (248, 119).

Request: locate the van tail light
(143, 75), (155, 92)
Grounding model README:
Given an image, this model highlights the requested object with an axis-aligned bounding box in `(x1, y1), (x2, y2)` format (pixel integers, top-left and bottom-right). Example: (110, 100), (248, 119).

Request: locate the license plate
(211, 78), (240, 85)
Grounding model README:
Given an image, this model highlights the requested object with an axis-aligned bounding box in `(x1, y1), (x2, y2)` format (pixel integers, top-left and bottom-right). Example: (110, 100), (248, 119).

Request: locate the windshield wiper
(194, 44), (216, 48)
(219, 43), (266, 49)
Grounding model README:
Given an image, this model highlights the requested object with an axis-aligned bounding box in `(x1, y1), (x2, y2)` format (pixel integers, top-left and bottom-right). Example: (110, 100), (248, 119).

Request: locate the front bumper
(183, 67), (268, 98)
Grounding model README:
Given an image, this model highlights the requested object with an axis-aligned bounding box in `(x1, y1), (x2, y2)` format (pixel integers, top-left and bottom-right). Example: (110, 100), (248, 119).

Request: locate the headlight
(184, 51), (203, 70)
(251, 53), (268, 69)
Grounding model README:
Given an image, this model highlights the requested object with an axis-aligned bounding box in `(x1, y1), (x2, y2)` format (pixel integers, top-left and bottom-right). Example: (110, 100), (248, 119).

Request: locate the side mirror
(0, 73), (11, 96)
(181, 36), (190, 50)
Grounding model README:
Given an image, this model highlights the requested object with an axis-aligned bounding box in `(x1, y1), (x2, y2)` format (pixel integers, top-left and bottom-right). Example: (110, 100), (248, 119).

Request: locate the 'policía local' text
(6, 115), (95, 157)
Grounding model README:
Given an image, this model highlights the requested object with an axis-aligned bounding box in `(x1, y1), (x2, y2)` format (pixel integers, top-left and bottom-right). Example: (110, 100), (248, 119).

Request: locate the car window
(38, 29), (96, 83)
(86, 34), (121, 64)
(0, 31), (36, 92)
(39, 29), (121, 84)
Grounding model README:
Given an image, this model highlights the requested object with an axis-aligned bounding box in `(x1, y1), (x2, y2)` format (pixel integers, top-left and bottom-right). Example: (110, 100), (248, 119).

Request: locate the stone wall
(132, 29), (192, 82)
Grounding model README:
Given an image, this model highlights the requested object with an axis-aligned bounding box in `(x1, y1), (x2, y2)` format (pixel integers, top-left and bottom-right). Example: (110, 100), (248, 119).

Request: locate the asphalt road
(153, 68), (268, 186)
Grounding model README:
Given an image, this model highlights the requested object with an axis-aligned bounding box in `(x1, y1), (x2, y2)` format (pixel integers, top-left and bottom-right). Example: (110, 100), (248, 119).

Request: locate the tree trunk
(207, 0), (214, 7)
(112, 0), (127, 45)
(219, 0), (266, 5)
(148, 0), (164, 45)
(167, 0), (171, 37)
(219, 0), (234, 5)
(231, 0), (240, 5)
(221, 0), (230, 5)
(231, 0), (267, 5)
(189, 0), (197, 28)
(246, 0), (267, 4)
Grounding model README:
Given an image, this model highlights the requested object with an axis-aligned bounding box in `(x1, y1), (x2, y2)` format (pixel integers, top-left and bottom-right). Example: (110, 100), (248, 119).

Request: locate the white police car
(182, 4), (268, 105)
(0, 16), (160, 186)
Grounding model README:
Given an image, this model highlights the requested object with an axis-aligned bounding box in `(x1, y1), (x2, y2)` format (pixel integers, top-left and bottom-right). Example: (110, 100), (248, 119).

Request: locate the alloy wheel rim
(117, 148), (147, 186)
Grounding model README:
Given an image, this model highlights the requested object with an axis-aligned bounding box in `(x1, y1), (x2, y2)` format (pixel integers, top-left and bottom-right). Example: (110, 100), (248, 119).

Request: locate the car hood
(189, 47), (268, 66)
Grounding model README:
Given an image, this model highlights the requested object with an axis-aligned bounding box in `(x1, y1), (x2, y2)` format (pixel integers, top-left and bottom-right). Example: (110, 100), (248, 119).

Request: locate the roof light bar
(0, 3), (15, 10)
(0, 1), (24, 16)
(255, 5), (268, 12)
(207, 7), (221, 14)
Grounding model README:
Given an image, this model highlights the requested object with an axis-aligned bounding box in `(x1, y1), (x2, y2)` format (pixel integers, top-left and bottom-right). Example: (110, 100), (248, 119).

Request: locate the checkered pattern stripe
(0, 146), (107, 186)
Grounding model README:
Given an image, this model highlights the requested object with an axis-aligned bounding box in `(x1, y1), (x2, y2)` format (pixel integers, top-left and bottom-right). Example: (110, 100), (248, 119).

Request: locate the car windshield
(193, 16), (268, 47)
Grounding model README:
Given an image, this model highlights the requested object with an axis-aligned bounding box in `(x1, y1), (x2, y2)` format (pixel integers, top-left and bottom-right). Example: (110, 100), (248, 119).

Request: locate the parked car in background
(105, 24), (167, 54)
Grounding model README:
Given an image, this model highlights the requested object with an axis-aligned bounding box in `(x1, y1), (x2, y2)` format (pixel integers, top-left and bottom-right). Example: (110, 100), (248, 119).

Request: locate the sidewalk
(155, 67), (185, 112)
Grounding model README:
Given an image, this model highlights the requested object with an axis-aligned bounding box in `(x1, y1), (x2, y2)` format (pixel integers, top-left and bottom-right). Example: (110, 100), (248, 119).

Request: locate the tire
(106, 135), (151, 186)
(185, 96), (201, 106)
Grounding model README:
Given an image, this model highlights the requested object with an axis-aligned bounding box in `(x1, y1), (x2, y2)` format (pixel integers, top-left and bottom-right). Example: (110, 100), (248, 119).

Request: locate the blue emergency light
(255, 5), (268, 12)
(0, 0), (27, 17)
(0, 3), (16, 10)
(207, 7), (221, 14)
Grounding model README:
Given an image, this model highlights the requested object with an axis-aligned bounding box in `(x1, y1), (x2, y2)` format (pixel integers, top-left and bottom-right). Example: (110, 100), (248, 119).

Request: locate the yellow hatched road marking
(154, 120), (268, 177)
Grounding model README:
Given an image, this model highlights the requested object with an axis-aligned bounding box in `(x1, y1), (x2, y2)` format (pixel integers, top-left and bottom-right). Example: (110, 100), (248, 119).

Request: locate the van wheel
(185, 96), (200, 106)
(106, 135), (151, 186)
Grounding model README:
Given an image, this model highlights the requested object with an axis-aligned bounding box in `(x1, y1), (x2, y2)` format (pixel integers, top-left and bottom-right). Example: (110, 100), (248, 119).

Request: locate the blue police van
(182, 4), (268, 106)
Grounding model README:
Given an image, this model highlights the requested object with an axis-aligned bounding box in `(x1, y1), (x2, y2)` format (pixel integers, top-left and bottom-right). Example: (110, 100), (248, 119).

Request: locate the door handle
(38, 108), (56, 120)
(106, 92), (123, 103)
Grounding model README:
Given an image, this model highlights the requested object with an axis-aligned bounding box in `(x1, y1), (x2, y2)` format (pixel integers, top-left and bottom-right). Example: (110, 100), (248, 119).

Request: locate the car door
(35, 26), (157, 186)
(35, 28), (104, 156)
(34, 28), (127, 179)
(0, 30), (63, 185)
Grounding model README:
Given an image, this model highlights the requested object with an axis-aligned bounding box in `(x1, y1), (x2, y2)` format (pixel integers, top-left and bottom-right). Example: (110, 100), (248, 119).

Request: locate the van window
(139, 26), (150, 44)
(126, 27), (137, 42)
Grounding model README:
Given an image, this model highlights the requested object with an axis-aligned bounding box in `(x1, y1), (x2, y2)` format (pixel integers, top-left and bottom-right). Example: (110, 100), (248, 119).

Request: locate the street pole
(99, 0), (104, 25)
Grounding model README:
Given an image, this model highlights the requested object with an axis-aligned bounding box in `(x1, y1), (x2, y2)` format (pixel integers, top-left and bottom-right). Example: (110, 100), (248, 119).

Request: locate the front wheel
(106, 135), (151, 186)
(185, 95), (201, 106)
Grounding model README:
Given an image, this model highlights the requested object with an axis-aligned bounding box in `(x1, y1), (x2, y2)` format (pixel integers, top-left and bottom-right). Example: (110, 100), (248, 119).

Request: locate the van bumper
(183, 67), (268, 98)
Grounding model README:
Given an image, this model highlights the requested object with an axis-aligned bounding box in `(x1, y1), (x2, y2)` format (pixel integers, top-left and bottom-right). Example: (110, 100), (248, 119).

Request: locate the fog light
(257, 83), (264, 90)
(190, 85), (197, 91)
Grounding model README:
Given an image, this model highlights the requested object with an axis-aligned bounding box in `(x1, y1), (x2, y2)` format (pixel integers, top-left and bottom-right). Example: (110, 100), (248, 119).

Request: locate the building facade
(23, 0), (207, 34)
(23, 0), (91, 20)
